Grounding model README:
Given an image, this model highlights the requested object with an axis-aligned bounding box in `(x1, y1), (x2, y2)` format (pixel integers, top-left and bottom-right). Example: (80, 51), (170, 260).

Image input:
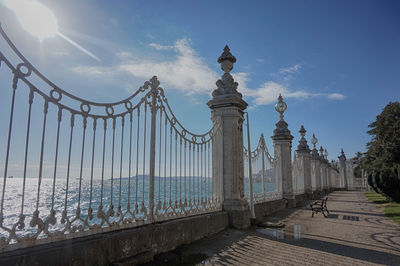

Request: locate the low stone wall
(253, 199), (286, 219)
(0, 212), (229, 266)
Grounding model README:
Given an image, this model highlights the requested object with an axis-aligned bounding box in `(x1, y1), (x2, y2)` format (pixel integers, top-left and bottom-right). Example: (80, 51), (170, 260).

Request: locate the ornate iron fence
(0, 25), (222, 251)
(292, 152), (305, 195)
(243, 133), (281, 205)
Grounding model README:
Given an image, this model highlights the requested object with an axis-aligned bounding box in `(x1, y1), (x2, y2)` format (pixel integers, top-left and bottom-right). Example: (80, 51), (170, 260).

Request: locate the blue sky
(1, 0), (399, 165)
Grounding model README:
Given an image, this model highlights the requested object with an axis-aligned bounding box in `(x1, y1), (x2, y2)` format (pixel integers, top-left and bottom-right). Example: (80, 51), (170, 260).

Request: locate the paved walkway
(146, 191), (400, 265)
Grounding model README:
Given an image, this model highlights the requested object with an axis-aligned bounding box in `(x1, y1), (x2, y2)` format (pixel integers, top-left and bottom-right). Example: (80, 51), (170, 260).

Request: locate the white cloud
(327, 93), (346, 100)
(119, 38), (218, 95)
(148, 43), (175, 51)
(72, 65), (113, 76)
(244, 81), (346, 106)
(279, 64), (302, 75)
(116, 51), (135, 60)
(72, 39), (345, 104)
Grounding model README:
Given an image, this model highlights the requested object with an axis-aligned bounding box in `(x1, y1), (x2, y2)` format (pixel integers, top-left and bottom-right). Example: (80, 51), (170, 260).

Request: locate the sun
(4, 0), (58, 41)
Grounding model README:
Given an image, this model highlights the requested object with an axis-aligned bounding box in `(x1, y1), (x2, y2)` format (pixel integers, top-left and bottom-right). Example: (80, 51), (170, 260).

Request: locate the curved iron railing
(292, 152), (305, 195)
(243, 134), (281, 203)
(0, 25), (222, 251)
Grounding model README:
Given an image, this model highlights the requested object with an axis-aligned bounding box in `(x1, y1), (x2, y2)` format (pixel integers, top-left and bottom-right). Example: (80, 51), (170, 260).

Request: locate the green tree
(364, 102), (400, 202)
(352, 152), (364, 178)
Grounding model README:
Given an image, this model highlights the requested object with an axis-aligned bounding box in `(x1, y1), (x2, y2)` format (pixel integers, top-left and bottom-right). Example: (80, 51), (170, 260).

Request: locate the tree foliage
(363, 102), (400, 202)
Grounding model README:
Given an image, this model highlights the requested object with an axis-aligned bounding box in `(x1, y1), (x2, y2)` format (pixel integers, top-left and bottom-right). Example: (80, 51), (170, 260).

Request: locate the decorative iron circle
(80, 102), (91, 114)
(106, 105), (114, 116)
(181, 129), (186, 137)
(201, 136), (206, 142)
(50, 89), (62, 102)
(171, 117), (176, 125)
(124, 101), (133, 111)
(16, 63), (32, 77)
(192, 136), (197, 142)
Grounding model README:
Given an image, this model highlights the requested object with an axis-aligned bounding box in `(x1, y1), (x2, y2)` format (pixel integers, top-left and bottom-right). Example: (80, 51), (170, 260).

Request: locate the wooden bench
(310, 197), (329, 217)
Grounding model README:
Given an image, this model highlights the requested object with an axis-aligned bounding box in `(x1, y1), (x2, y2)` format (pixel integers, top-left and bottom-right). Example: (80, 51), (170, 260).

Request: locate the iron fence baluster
(1, 74), (18, 222)
(20, 88), (34, 221)
(127, 111), (133, 212)
(158, 108), (162, 211)
(88, 117), (97, 221)
(163, 114), (167, 209)
(118, 116), (125, 217)
(77, 115), (87, 221)
(49, 107), (62, 224)
(62, 113), (74, 227)
(135, 107), (140, 215)
(109, 117), (116, 218)
(99, 118), (107, 219)
(141, 104), (147, 217)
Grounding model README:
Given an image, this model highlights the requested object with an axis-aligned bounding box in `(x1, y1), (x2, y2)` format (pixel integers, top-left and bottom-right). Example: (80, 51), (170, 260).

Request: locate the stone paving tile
(145, 191), (400, 265)
(197, 191), (400, 266)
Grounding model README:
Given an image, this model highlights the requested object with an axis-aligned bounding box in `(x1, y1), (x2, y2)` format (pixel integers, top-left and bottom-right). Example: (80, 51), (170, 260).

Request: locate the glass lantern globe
(311, 134), (318, 146)
(275, 94), (287, 119)
(275, 100), (287, 113)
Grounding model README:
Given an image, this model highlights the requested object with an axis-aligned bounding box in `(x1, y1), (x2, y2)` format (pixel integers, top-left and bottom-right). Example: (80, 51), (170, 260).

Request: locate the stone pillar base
(285, 198), (296, 208)
(284, 194), (296, 208)
(222, 199), (250, 229)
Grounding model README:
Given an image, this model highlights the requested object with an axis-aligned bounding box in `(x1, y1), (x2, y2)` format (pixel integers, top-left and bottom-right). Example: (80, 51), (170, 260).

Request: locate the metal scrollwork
(0, 24), (222, 252)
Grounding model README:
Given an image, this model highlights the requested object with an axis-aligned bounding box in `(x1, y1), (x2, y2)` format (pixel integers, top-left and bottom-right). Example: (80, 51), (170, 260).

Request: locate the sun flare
(4, 0), (58, 41)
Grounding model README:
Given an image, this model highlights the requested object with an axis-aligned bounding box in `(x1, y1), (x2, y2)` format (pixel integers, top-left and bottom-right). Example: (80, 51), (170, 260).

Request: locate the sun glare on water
(4, 0), (58, 41)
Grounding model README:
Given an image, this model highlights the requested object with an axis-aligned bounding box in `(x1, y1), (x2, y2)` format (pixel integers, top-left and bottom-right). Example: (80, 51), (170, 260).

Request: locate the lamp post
(275, 94), (287, 121)
(271, 94), (295, 207)
(311, 134), (318, 150)
(310, 134), (321, 197)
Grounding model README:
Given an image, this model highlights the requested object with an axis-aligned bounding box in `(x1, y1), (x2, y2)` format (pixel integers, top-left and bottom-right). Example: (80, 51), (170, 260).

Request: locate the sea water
(0, 177), (274, 238)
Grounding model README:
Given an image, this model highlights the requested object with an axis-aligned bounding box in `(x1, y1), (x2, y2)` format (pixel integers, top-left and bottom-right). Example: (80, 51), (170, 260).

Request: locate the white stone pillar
(296, 126), (311, 198)
(319, 147), (328, 192)
(271, 95), (295, 207)
(338, 149), (348, 189)
(208, 46), (250, 229)
(310, 134), (320, 197)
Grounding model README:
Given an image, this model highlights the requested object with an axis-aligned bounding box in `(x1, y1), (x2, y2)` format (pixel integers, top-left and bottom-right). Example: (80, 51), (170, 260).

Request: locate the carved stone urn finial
(299, 125), (306, 137)
(297, 125), (310, 152)
(218, 45), (237, 73)
(212, 45), (242, 97)
(319, 146), (324, 159)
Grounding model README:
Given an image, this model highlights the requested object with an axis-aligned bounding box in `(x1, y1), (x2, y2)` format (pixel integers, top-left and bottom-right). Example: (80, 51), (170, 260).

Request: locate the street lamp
(275, 94), (287, 121)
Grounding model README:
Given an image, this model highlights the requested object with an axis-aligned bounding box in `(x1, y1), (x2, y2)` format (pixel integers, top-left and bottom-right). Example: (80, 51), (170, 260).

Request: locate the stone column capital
(207, 94), (248, 111)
